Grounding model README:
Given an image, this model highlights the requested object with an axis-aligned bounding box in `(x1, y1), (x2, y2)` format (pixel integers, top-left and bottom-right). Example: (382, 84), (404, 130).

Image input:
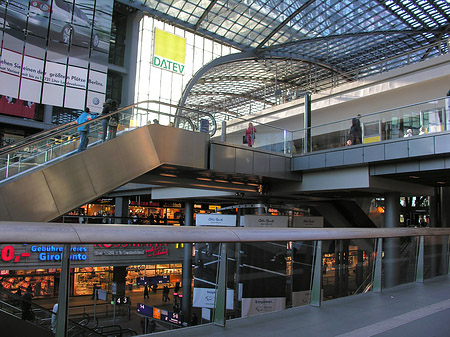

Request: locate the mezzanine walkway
(156, 276), (450, 337)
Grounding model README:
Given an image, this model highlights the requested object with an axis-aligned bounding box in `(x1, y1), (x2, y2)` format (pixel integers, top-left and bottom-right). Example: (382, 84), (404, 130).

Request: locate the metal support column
(310, 240), (322, 307)
(416, 236), (424, 283)
(55, 244), (71, 337)
(221, 121), (226, 142)
(384, 192), (401, 288)
(214, 243), (227, 326)
(440, 187), (450, 274)
(373, 238), (383, 293)
(182, 201), (193, 324)
(447, 235), (450, 276)
(303, 93), (311, 154)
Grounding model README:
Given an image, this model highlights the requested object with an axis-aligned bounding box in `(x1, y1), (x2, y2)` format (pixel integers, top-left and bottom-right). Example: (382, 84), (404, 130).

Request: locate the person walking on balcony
(245, 122), (256, 147)
(76, 107), (96, 153)
(108, 100), (119, 140)
(101, 99), (112, 142)
(349, 114), (362, 144)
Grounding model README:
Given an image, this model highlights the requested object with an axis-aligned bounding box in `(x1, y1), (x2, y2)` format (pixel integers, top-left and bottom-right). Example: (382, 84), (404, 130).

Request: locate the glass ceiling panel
(126, 0), (450, 122)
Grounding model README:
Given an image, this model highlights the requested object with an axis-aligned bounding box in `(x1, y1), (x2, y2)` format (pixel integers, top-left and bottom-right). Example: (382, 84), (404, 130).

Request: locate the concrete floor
(151, 276), (450, 337)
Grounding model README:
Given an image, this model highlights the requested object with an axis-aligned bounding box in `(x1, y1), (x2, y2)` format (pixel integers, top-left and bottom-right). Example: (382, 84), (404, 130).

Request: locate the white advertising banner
(0, 0), (112, 112)
(193, 287), (234, 310)
(241, 297), (286, 318)
(195, 213), (236, 226)
(240, 215), (288, 227)
(292, 216), (324, 228)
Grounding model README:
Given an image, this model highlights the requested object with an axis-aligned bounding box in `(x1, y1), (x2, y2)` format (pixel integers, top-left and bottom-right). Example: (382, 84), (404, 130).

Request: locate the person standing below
(144, 284), (149, 299)
(107, 100), (119, 140)
(101, 99), (112, 142)
(245, 122), (256, 147)
(51, 302), (58, 333)
(76, 107), (96, 152)
(349, 114), (362, 144)
(21, 285), (33, 320)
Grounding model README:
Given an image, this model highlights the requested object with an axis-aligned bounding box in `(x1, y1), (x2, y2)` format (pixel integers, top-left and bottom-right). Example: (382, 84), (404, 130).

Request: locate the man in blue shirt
(76, 107), (95, 152)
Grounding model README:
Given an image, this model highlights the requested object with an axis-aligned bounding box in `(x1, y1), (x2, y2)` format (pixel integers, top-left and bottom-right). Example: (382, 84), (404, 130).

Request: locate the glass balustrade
(0, 101), (215, 182)
(292, 96), (449, 155)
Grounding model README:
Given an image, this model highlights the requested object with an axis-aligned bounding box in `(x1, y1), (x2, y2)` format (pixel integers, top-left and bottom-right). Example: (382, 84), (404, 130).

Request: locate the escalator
(0, 287), (103, 336)
(0, 101), (211, 222)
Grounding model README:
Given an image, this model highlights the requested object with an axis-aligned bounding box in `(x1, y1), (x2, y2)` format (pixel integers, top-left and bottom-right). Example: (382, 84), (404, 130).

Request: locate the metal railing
(0, 100), (216, 183)
(1, 222), (449, 334)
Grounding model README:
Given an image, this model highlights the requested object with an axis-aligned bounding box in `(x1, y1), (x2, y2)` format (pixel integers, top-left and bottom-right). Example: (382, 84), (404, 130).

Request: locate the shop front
(0, 242), (184, 299)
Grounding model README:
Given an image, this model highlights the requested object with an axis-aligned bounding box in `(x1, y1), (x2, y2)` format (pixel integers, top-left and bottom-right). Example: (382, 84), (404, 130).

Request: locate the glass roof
(118, 0), (450, 121)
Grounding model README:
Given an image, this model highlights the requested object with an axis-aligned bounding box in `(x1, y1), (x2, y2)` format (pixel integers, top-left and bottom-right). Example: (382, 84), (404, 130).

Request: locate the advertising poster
(241, 297), (285, 318)
(0, 0), (113, 113)
(153, 28), (186, 74)
(195, 213), (236, 226)
(193, 287), (234, 310)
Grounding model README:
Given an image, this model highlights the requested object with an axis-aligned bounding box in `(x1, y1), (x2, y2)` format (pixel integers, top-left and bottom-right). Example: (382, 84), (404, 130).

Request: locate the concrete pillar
(55, 244), (71, 337)
(114, 197), (129, 224)
(43, 105), (53, 125)
(182, 201), (193, 324)
(440, 187), (450, 273)
(429, 193), (439, 276)
(384, 192), (401, 288)
(112, 266), (127, 297)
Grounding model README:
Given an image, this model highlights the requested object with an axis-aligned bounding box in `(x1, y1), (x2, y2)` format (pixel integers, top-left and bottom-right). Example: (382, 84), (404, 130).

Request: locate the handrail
(291, 96), (448, 134)
(0, 100), (214, 157)
(0, 223), (449, 244)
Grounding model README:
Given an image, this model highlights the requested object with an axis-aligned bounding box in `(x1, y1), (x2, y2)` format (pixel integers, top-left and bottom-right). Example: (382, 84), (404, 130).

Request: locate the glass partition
(1, 232), (450, 333)
(291, 97), (448, 155)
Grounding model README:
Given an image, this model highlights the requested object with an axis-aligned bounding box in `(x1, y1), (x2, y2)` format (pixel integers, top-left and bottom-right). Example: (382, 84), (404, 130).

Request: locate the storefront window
(73, 267), (113, 296)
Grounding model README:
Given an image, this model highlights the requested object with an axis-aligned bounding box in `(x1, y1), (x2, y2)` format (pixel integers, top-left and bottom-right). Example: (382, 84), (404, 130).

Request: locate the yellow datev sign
(153, 29), (186, 74)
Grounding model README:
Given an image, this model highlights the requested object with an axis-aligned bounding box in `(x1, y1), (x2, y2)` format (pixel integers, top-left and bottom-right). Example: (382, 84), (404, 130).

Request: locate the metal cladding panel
(115, 127), (161, 177)
(445, 157), (450, 169)
(434, 134), (450, 154)
(325, 150), (343, 167)
(409, 137), (435, 157)
(292, 156), (309, 171)
(309, 153), (326, 169)
(254, 152), (270, 176)
(210, 144), (236, 172)
(396, 161), (419, 173)
(419, 158), (445, 171)
(235, 148), (254, 175)
(44, 154), (97, 215)
(269, 155), (286, 178)
(150, 125), (208, 168)
(343, 147), (364, 165)
(0, 192), (11, 220)
(0, 171), (58, 221)
(81, 139), (130, 197)
(372, 165), (396, 175)
(385, 141), (408, 160)
(364, 144), (385, 162)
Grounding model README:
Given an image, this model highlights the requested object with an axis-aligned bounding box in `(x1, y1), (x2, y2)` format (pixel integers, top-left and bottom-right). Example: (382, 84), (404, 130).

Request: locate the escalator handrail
(0, 100), (210, 157)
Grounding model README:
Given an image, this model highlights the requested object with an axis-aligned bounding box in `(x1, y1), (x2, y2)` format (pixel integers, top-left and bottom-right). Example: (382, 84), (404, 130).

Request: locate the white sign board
(240, 215), (288, 227)
(97, 289), (107, 301)
(292, 216), (324, 228)
(196, 214), (236, 226)
(193, 287), (234, 309)
(241, 297), (285, 318)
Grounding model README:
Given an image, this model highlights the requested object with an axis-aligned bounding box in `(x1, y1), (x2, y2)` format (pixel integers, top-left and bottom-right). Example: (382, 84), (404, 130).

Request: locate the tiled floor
(154, 276), (450, 337)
